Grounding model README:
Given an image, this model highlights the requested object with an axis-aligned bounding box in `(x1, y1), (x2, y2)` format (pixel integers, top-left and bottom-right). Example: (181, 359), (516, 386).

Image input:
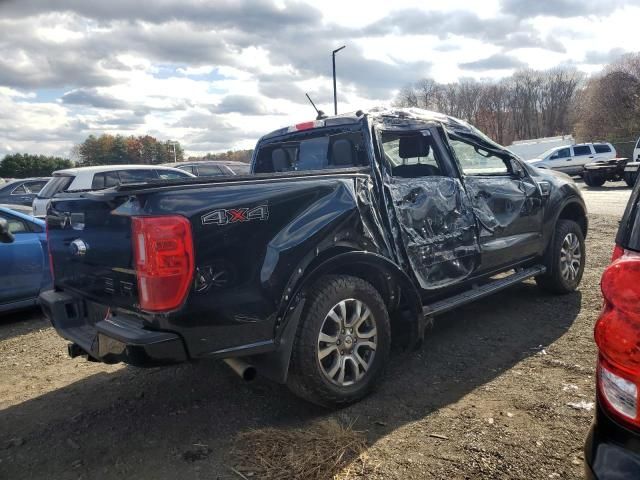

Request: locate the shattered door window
(381, 131), (480, 289)
(449, 138), (510, 175)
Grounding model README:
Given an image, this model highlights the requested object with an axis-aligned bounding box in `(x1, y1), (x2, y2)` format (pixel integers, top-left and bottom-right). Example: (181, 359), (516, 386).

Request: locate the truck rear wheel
(535, 220), (585, 294)
(583, 171), (606, 187)
(624, 171), (637, 188)
(287, 275), (390, 407)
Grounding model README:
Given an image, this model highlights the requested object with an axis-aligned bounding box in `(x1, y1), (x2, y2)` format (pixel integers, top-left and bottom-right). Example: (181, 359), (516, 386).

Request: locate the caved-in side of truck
(40, 108), (588, 406)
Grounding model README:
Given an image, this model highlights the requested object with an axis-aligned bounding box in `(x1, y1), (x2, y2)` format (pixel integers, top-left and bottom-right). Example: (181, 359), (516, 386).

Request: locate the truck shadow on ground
(0, 282), (581, 479)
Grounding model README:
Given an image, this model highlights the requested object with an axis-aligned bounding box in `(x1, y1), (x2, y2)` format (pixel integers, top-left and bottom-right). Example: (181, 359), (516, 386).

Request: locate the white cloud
(0, 0), (638, 157)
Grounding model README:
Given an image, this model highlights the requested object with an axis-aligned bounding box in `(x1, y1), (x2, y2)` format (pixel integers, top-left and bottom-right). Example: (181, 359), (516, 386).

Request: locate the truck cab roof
(259, 107), (477, 143)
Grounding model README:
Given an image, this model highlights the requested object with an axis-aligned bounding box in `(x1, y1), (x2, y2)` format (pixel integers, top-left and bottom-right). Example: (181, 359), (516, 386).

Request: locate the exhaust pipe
(223, 358), (257, 381)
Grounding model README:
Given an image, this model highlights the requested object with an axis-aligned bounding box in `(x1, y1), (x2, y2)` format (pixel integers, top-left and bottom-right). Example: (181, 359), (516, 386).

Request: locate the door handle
(588, 156), (594, 158)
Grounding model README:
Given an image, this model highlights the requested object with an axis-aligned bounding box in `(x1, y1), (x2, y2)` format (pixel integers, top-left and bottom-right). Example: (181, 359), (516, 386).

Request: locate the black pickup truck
(39, 108), (588, 407)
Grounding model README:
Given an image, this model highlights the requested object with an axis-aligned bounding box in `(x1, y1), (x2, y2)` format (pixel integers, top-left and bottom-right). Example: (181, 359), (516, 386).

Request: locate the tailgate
(47, 195), (139, 310)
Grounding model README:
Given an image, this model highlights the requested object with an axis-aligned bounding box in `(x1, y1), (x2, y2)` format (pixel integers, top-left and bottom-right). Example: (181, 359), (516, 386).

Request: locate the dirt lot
(0, 214), (619, 479)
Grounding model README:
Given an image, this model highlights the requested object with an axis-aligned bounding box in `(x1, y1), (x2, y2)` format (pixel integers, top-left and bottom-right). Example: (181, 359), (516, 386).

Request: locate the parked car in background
(0, 177), (50, 207)
(163, 160), (249, 176)
(32, 165), (195, 217)
(585, 179), (640, 479)
(0, 206), (51, 313)
(527, 143), (616, 175)
(507, 134), (574, 161)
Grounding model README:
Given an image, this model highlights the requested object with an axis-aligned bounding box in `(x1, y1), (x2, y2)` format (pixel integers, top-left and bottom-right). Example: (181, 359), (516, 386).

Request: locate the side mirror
(0, 218), (14, 244)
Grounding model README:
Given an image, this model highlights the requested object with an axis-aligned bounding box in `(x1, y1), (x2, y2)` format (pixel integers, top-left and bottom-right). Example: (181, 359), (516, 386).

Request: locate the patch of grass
(231, 418), (372, 480)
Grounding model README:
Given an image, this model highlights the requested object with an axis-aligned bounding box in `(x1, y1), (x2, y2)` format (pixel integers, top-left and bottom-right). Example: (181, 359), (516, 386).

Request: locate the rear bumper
(584, 402), (640, 479)
(39, 289), (188, 367)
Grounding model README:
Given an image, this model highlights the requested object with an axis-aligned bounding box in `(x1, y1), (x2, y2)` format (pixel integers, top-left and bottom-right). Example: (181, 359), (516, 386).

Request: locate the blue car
(0, 206), (51, 313)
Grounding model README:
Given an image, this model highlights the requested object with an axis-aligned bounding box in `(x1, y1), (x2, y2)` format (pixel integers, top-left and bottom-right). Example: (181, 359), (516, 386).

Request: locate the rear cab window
(39, 176), (74, 198)
(253, 127), (368, 174)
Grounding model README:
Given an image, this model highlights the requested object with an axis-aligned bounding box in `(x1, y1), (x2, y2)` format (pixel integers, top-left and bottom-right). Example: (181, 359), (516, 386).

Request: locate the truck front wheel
(535, 220), (585, 294)
(287, 275), (391, 407)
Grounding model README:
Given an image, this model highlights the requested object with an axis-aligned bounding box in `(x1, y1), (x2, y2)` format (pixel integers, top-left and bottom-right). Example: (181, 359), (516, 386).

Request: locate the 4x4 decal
(201, 205), (269, 226)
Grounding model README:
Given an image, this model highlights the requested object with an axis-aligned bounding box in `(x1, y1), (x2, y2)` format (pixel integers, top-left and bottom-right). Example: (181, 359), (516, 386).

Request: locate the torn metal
(464, 176), (538, 234)
(386, 176), (479, 290)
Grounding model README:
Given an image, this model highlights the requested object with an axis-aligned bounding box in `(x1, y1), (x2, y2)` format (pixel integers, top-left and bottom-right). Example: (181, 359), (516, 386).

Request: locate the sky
(1, 0), (640, 158)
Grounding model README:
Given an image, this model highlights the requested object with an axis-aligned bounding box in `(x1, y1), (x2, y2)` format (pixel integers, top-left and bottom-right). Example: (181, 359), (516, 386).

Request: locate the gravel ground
(0, 214), (620, 480)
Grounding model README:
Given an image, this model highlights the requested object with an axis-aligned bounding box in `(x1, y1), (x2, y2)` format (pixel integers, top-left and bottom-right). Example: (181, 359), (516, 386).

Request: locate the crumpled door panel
(464, 177), (540, 234)
(387, 176), (480, 290)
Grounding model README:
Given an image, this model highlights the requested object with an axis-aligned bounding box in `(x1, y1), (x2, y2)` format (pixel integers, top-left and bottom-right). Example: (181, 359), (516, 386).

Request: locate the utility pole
(168, 141), (178, 163)
(332, 45), (346, 116)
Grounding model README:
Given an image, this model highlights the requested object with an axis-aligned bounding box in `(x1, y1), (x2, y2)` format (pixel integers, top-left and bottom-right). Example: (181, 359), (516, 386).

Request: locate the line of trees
(0, 153), (72, 178)
(189, 149), (253, 163)
(395, 53), (640, 146)
(75, 134), (184, 166)
(574, 55), (640, 143)
(395, 69), (582, 145)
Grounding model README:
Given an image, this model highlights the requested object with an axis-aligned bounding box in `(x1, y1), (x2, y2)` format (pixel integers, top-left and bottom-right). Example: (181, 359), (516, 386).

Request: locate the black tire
(583, 171), (606, 187)
(624, 171), (637, 188)
(535, 220), (585, 294)
(286, 275), (391, 407)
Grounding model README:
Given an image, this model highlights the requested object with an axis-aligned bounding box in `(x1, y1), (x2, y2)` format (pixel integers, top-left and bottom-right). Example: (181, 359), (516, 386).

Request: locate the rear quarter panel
(121, 175), (391, 357)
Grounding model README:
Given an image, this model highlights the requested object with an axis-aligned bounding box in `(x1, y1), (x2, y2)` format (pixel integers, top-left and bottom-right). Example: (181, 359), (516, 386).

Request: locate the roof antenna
(306, 93), (326, 120)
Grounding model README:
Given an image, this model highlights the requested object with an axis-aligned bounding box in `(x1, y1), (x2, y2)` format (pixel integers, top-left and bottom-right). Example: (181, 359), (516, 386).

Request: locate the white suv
(32, 165), (194, 217)
(527, 143), (616, 175)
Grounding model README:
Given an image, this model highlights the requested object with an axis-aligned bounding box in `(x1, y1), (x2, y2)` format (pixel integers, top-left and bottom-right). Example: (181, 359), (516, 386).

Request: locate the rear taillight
(595, 245), (640, 428)
(131, 216), (194, 312)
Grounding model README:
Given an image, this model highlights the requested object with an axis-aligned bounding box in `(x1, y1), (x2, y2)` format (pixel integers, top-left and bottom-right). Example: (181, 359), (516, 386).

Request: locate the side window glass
(573, 145), (592, 156)
(594, 144), (611, 154)
(157, 170), (191, 179)
(91, 173), (106, 189)
(381, 132), (443, 178)
(550, 147), (570, 160)
(104, 172), (120, 187)
(11, 184), (27, 194)
(197, 165), (224, 176)
(449, 138), (510, 175)
(25, 181), (47, 193)
(118, 170), (157, 183)
(0, 214), (27, 234)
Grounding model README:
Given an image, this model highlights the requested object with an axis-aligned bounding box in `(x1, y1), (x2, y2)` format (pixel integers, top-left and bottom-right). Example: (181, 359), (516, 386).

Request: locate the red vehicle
(585, 186), (640, 478)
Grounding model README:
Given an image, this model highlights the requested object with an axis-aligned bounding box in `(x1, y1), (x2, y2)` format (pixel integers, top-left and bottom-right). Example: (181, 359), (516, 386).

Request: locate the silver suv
(527, 143), (616, 175)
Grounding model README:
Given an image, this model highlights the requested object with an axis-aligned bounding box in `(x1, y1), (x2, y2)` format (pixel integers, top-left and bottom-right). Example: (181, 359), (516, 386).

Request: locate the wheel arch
(556, 199), (588, 239)
(252, 250), (423, 384)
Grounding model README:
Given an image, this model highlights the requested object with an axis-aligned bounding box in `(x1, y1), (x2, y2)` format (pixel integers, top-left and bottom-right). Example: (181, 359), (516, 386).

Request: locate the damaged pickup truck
(40, 108), (588, 407)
